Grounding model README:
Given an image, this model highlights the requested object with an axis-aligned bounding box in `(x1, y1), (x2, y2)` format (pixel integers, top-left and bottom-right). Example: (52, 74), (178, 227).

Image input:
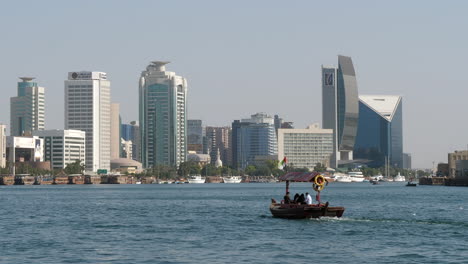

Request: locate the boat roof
(279, 172), (320, 182)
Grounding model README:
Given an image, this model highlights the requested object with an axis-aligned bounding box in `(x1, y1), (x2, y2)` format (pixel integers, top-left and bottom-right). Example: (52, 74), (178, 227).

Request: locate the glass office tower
(139, 61), (187, 168)
(10, 77), (45, 136)
(322, 55), (359, 168)
(354, 95), (403, 168)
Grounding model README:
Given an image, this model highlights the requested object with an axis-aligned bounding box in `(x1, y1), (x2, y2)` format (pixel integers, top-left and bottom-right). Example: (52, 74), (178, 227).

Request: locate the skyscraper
(65, 71), (111, 172)
(10, 77), (45, 136)
(187, 120), (204, 153)
(206, 126), (231, 166)
(121, 121), (140, 161)
(322, 55), (359, 168)
(354, 95), (403, 168)
(231, 113), (277, 169)
(0, 124), (6, 168)
(139, 61), (187, 168)
(110, 103), (120, 160)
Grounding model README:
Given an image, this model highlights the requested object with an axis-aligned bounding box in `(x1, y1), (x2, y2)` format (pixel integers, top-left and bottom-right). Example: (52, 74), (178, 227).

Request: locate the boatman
(283, 192), (292, 204)
(305, 192), (313, 205)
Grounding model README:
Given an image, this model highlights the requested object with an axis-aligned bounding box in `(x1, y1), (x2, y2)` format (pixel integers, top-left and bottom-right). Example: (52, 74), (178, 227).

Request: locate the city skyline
(2, 1), (468, 168)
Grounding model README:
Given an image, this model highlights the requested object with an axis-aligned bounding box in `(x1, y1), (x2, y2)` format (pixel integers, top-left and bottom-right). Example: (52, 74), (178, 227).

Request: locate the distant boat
(335, 175), (352, 183)
(348, 171), (365, 182)
(222, 176), (242, 183)
(406, 181), (417, 187)
(187, 175), (206, 184)
(394, 172), (406, 182)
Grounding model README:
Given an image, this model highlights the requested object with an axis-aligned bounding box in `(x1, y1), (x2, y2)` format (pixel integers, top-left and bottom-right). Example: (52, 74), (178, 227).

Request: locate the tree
(64, 160), (85, 175)
(177, 161), (201, 177)
(244, 165), (257, 176)
(314, 163), (327, 172)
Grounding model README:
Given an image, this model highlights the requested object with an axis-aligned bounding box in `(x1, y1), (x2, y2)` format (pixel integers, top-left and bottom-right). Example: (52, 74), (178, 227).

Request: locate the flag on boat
(278, 157), (287, 169)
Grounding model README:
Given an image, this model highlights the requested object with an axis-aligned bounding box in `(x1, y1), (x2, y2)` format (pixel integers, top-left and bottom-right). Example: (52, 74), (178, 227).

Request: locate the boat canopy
(279, 172), (320, 182)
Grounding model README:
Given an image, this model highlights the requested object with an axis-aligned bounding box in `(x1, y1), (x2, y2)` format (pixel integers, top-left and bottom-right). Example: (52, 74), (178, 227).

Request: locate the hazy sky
(1, 0), (467, 169)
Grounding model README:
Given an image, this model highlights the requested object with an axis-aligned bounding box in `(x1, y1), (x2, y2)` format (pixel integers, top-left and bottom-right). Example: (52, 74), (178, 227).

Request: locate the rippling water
(1, 182), (467, 264)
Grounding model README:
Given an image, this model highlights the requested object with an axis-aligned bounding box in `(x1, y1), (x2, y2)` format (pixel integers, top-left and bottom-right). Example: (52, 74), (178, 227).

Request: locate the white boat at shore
(393, 172), (406, 182)
(348, 171), (365, 182)
(187, 175), (206, 184)
(222, 176), (242, 183)
(335, 175), (353, 183)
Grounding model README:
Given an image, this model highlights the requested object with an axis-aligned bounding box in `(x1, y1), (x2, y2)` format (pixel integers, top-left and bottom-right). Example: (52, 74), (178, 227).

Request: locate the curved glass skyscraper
(354, 95), (403, 168)
(322, 55), (359, 168)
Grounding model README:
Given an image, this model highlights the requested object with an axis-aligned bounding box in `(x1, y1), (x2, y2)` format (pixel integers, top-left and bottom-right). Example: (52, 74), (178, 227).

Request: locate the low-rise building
(277, 124), (333, 170)
(448, 150), (468, 177)
(32, 129), (85, 169)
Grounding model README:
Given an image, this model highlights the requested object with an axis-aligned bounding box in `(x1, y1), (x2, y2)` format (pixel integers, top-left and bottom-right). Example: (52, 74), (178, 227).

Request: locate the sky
(1, 0), (468, 169)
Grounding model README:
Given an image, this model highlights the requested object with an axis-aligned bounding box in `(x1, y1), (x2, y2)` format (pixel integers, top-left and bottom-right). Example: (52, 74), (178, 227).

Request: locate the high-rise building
(231, 113), (278, 169)
(0, 124), (6, 168)
(33, 129), (85, 169)
(353, 95), (403, 168)
(121, 121), (140, 161)
(277, 124), (333, 170)
(121, 138), (133, 159)
(139, 61), (187, 168)
(110, 103), (120, 160)
(65, 71), (111, 172)
(322, 55), (359, 168)
(206, 126), (231, 166)
(403, 153), (412, 169)
(187, 120), (204, 153)
(10, 77), (45, 136)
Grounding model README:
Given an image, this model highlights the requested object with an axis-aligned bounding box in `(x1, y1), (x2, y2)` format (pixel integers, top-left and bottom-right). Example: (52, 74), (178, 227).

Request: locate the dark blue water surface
(1, 182), (468, 264)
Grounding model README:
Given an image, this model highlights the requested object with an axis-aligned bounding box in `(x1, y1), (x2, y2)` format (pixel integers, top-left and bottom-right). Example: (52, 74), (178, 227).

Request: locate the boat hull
(222, 176), (242, 183)
(270, 203), (345, 219)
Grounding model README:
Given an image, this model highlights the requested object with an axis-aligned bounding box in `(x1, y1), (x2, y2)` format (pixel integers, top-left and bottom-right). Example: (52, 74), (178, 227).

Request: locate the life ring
(314, 175), (325, 186)
(313, 183), (324, 192)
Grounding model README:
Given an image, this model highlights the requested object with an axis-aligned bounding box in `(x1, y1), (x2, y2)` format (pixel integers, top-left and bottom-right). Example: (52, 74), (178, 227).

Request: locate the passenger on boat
(305, 192), (313, 205)
(293, 193), (300, 203)
(297, 193), (305, 204)
(283, 192), (292, 204)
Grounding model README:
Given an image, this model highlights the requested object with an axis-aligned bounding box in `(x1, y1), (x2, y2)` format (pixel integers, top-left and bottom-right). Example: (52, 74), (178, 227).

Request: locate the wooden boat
(270, 172), (345, 219)
(0, 176), (15, 185)
(270, 201), (344, 219)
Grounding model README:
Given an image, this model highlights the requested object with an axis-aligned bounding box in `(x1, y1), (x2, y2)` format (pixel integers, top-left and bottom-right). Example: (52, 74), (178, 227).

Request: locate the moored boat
(348, 171), (365, 182)
(270, 172), (345, 219)
(187, 175), (205, 184)
(335, 175), (352, 183)
(393, 172), (406, 182)
(222, 176), (242, 183)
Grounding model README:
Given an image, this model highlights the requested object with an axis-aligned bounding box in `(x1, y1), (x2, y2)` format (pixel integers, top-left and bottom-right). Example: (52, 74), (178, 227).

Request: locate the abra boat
(222, 176), (242, 183)
(270, 172), (345, 219)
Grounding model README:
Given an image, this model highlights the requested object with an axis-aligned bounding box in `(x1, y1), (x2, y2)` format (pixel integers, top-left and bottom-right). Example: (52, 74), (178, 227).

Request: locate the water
(1, 182), (467, 264)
